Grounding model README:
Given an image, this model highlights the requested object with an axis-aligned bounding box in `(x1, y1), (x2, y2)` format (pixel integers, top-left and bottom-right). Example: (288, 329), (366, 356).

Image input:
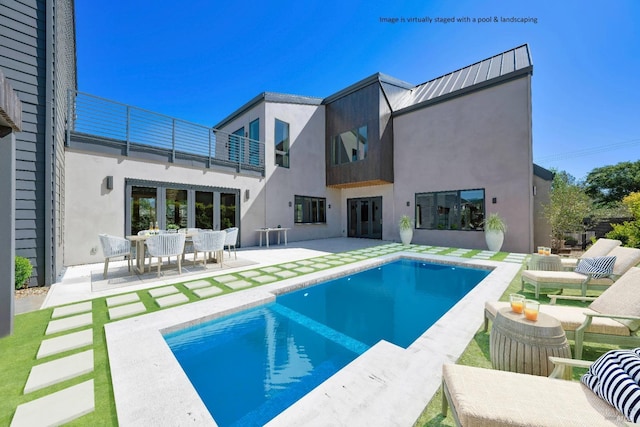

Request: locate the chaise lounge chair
(485, 267), (640, 359)
(441, 356), (634, 426)
(521, 246), (640, 298)
(559, 238), (621, 270)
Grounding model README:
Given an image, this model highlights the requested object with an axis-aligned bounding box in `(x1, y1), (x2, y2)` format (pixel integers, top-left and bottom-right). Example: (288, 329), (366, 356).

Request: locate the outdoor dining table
(255, 227), (290, 248)
(126, 231), (197, 274)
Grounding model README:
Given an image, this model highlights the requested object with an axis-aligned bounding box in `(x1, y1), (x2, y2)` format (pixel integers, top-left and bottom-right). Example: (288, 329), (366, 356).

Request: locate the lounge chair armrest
(548, 356), (593, 379)
(548, 295), (597, 305)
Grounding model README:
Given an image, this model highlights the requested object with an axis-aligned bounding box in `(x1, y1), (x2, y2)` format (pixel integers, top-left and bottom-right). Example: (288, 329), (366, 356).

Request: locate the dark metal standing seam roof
(392, 44), (533, 115)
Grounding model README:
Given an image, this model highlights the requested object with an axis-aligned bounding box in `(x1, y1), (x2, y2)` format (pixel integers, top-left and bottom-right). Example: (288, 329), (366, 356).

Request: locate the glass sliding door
(166, 189), (188, 230)
(131, 186), (157, 234)
(195, 191), (214, 230)
(220, 192), (237, 230)
(126, 180), (240, 240)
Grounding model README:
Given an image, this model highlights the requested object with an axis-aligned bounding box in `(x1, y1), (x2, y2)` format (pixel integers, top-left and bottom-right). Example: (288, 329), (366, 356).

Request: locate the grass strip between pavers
(1, 244), (519, 426)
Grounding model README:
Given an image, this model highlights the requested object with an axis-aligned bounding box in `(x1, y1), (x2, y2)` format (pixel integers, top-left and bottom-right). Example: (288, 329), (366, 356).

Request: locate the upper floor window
(415, 189), (484, 231)
(294, 195), (326, 223)
(275, 119), (290, 168)
(331, 125), (367, 165)
(249, 119), (260, 166)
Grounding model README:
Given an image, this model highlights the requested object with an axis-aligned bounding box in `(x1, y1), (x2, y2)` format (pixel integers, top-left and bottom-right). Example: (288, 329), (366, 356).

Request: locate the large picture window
(331, 125), (367, 165)
(275, 119), (290, 168)
(294, 195), (326, 224)
(415, 189), (484, 231)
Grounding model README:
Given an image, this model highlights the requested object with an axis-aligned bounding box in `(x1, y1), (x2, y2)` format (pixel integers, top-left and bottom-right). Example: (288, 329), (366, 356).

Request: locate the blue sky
(75, 0), (639, 181)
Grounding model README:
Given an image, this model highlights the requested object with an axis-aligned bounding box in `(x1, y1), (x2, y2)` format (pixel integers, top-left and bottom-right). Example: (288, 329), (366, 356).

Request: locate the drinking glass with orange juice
(509, 293), (525, 314)
(524, 299), (540, 321)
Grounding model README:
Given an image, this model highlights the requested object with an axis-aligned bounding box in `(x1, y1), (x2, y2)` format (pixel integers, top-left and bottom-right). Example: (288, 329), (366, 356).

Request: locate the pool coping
(105, 252), (520, 426)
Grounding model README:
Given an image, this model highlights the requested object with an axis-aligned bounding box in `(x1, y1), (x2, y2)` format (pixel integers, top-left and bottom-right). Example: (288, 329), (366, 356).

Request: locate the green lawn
(0, 244), (615, 426)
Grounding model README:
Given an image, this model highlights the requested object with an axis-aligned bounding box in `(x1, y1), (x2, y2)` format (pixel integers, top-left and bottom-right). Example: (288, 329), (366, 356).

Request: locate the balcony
(66, 90), (265, 176)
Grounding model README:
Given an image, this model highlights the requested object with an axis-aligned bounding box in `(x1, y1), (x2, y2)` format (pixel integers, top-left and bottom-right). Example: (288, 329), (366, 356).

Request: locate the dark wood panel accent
(325, 82), (394, 187)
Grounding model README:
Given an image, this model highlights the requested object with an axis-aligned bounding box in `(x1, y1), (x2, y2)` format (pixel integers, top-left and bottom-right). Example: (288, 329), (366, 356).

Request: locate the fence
(66, 90), (264, 173)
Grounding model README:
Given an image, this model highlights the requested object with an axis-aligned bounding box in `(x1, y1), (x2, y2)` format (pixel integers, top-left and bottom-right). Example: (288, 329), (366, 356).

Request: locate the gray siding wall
(0, 0), (75, 285)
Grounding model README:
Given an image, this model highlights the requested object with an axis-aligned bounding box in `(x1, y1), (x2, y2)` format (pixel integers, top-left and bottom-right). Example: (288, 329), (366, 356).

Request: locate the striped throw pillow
(574, 256), (617, 279)
(581, 348), (640, 423)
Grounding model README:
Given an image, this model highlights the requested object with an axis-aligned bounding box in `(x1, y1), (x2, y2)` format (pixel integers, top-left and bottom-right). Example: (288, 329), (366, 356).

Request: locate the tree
(543, 170), (592, 249)
(606, 192), (640, 248)
(584, 160), (640, 207)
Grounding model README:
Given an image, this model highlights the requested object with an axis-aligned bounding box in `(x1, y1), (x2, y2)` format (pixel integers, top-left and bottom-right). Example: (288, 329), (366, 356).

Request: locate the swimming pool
(164, 259), (489, 426)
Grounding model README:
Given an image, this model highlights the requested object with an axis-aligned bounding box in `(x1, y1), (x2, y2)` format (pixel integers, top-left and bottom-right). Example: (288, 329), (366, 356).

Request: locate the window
(249, 119), (260, 166)
(294, 195), (326, 223)
(131, 186), (157, 234)
(415, 189), (484, 231)
(165, 189), (188, 229)
(331, 125), (367, 165)
(275, 119), (289, 168)
(229, 127), (244, 163)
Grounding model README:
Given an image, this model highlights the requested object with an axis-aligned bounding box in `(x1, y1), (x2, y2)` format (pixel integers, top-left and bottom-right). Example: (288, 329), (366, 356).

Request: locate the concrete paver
(193, 286), (223, 298)
(45, 313), (93, 335)
(155, 293), (189, 308)
(24, 350), (94, 394)
(184, 280), (212, 290)
(225, 280), (252, 290)
(148, 285), (179, 297)
(106, 293), (140, 307)
(51, 301), (92, 319)
(108, 302), (147, 320)
(37, 329), (93, 359)
(11, 380), (95, 427)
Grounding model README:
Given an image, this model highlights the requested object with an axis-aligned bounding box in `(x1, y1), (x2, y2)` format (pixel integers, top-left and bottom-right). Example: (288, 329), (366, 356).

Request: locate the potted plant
(399, 215), (414, 246)
(484, 213), (507, 252)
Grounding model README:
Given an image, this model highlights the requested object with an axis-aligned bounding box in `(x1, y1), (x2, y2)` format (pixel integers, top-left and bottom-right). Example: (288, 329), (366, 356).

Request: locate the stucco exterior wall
(64, 150), (267, 265)
(263, 102), (342, 241)
(393, 76), (533, 253)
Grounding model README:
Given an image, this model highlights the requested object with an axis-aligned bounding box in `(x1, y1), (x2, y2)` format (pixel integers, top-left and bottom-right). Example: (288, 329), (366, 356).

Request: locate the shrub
(15, 256), (33, 289)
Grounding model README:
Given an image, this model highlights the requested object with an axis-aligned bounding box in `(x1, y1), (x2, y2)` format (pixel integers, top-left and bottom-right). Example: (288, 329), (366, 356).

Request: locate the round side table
(490, 307), (571, 376)
(528, 253), (562, 271)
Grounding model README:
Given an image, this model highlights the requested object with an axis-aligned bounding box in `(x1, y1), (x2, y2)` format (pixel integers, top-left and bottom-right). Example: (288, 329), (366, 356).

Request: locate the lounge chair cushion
(589, 267), (640, 332)
(581, 348), (640, 423)
(521, 270), (615, 286)
(574, 256), (617, 279)
(485, 301), (631, 336)
(560, 238), (622, 269)
(608, 246), (640, 277)
(443, 363), (627, 426)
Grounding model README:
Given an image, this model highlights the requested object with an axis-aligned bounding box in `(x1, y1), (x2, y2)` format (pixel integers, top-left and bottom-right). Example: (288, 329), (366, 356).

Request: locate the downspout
(44, 0), (55, 285)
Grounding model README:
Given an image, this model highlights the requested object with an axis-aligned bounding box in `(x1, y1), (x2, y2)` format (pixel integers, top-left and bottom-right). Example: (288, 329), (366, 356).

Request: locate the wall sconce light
(288, 201), (292, 207)
(106, 176), (113, 190)
(245, 189), (250, 201)
(492, 197), (497, 204)
(406, 201), (410, 207)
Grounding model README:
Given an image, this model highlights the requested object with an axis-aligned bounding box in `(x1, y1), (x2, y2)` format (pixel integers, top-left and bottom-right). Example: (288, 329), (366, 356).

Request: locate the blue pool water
(164, 259), (489, 426)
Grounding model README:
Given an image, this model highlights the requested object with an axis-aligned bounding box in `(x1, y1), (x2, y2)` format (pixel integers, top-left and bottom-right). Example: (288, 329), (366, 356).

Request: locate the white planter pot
(485, 230), (504, 252)
(400, 229), (413, 246)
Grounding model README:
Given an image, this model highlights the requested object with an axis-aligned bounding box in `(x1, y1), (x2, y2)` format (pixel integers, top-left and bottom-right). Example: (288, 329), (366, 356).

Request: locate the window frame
(331, 125), (367, 165)
(294, 195), (327, 224)
(414, 188), (485, 231)
(274, 118), (290, 168)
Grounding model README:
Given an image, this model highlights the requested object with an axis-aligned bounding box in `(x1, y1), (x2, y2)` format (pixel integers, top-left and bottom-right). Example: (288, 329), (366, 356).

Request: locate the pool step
(271, 304), (369, 355)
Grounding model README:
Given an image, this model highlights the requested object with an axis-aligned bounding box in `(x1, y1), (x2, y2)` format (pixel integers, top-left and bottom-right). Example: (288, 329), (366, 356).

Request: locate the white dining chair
(192, 231), (226, 268)
(99, 234), (132, 279)
(224, 227), (239, 259)
(145, 233), (186, 277)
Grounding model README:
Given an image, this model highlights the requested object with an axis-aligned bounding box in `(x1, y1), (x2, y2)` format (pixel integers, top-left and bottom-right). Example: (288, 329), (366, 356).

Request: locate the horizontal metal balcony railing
(66, 90), (265, 174)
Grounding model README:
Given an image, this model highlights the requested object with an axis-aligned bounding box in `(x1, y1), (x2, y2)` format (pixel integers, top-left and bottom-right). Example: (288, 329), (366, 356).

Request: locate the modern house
(1, 0), (552, 291)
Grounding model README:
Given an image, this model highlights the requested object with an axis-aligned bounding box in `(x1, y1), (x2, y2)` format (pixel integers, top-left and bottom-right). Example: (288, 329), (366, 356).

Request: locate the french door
(347, 197), (382, 239)
(126, 180), (239, 236)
